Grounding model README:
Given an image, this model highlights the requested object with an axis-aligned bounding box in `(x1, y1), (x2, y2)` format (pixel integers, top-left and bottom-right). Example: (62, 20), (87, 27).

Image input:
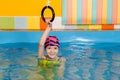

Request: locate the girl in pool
(37, 21), (66, 80)
(38, 21), (66, 66)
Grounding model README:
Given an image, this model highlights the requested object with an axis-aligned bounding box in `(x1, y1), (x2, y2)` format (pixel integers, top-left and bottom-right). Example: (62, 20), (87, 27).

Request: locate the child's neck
(47, 55), (58, 60)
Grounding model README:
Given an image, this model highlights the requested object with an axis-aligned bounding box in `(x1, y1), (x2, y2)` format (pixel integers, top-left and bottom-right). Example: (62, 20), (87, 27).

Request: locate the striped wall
(0, 17), (120, 31)
(62, 0), (120, 24)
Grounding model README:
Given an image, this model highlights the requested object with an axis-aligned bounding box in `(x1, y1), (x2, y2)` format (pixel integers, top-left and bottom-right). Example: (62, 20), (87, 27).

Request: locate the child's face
(46, 46), (59, 59)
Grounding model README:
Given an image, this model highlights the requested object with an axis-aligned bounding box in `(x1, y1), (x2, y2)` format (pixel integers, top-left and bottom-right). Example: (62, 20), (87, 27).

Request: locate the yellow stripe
(102, 0), (108, 24)
(0, 0), (61, 16)
(28, 16), (40, 30)
(89, 25), (102, 30)
(117, 0), (120, 24)
(87, 0), (92, 24)
(72, 0), (77, 24)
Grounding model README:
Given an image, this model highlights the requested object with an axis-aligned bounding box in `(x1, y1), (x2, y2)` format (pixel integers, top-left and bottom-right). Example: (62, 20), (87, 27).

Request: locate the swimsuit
(38, 56), (61, 68)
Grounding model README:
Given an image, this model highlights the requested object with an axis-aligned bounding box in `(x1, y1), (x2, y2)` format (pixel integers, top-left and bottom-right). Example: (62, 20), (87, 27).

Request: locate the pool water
(0, 42), (120, 80)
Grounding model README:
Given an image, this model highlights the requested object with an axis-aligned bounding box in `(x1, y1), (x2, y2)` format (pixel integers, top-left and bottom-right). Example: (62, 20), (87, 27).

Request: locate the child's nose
(51, 49), (54, 53)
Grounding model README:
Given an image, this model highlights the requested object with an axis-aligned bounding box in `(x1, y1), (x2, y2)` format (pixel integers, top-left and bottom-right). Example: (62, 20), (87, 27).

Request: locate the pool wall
(0, 31), (120, 44)
(0, 0), (120, 44)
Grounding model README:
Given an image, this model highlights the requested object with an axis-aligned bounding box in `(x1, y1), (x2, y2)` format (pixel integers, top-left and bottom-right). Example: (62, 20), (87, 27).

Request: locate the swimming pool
(0, 31), (120, 80)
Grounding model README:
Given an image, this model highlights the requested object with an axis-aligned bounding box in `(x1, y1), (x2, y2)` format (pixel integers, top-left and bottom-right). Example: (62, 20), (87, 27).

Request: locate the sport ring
(41, 6), (55, 23)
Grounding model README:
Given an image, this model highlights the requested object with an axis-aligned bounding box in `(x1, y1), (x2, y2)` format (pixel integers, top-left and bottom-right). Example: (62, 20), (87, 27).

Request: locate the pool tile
(28, 16), (40, 30)
(77, 25), (89, 30)
(40, 17), (49, 30)
(102, 24), (114, 30)
(0, 17), (14, 29)
(89, 25), (102, 30)
(52, 17), (64, 30)
(14, 17), (27, 29)
(114, 25), (120, 30)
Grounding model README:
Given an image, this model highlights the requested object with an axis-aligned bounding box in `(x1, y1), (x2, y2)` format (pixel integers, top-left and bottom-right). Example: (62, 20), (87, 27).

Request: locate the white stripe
(52, 17), (65, 30)
(64, 25), (77, 29)
(114, 25), (120, 30)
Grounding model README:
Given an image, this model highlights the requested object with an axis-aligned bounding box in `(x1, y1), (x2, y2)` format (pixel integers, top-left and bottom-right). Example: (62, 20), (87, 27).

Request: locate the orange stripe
(102, 24), (114, 30)
(40, 17), (50, 30)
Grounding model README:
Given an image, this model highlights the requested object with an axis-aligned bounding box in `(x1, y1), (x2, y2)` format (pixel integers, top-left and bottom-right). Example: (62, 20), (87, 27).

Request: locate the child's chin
(49, 56), (56, 59)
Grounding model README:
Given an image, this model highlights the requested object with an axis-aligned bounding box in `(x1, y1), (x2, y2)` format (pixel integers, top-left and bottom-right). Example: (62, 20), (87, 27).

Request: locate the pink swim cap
(44, 36), (60, 48)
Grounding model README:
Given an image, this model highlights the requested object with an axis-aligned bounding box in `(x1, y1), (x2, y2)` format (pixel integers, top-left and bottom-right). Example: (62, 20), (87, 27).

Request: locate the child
(37, 21), (66, 79)
(38, 21), (66, 67)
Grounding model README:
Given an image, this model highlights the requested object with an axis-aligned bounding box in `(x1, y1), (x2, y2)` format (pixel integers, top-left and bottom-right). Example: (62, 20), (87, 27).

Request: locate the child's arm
(38, 22), (52, 59)
(57, 58), (66, 78)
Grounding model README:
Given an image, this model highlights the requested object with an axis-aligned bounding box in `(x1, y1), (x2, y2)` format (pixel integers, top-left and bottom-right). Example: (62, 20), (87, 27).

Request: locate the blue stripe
(92, 0), (97, 24)
(77, 0), (82, 24)
(62, 0), (67, 24)
(107, 0), (112, 24)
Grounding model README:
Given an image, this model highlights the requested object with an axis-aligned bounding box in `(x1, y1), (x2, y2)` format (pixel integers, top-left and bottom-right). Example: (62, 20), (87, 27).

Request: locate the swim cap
(44, 36), (60, 48)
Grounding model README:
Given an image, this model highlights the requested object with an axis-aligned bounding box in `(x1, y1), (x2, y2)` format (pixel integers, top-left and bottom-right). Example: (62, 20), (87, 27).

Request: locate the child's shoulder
(38, 56), (46, 60)
(58, 57), (66, 62)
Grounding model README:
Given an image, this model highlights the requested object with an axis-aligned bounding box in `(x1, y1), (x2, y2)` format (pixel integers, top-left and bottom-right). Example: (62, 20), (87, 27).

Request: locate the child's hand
(48, 22), (52, 27)
(46, 20), (52, 27)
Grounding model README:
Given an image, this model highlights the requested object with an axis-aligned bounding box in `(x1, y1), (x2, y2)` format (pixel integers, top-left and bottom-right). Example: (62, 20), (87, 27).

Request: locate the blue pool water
(0, 31), (120, 80)
(0, 42), (120, 80)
